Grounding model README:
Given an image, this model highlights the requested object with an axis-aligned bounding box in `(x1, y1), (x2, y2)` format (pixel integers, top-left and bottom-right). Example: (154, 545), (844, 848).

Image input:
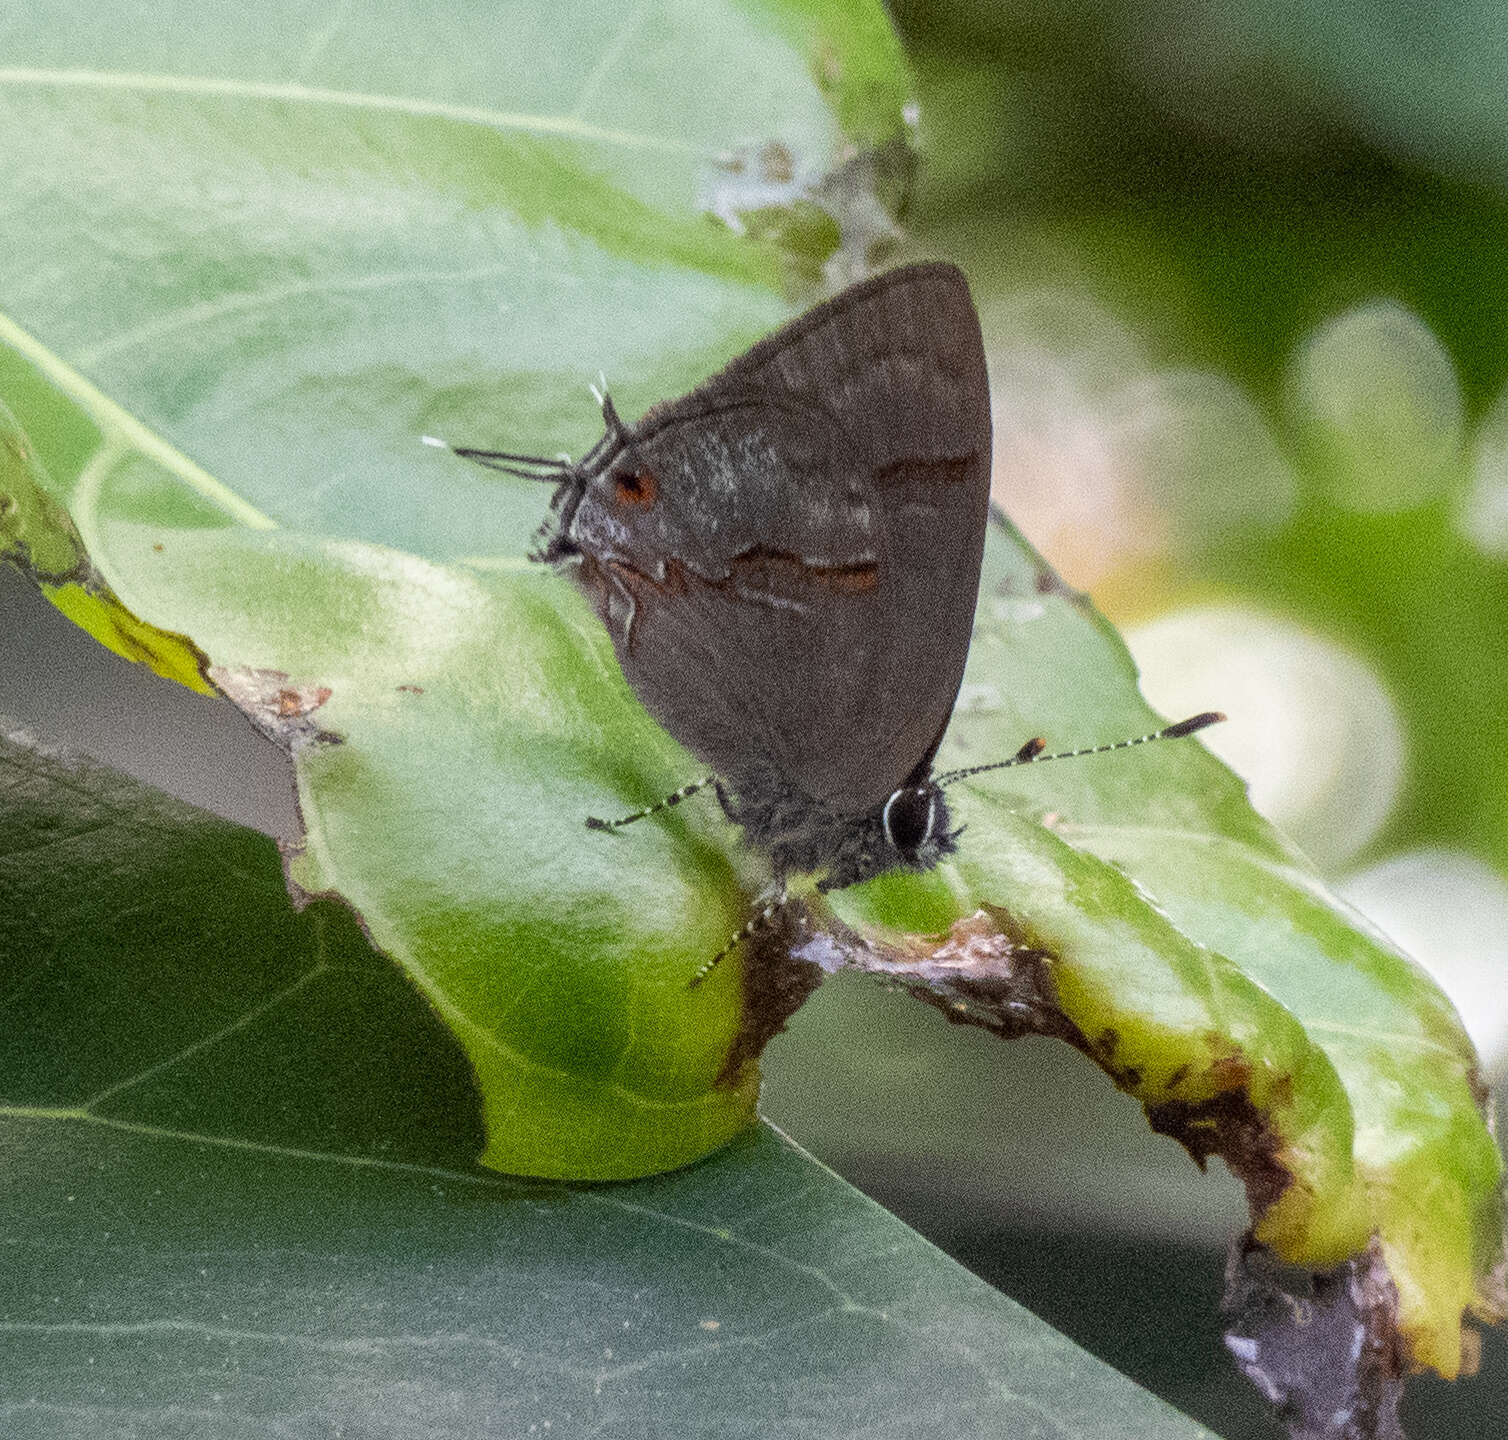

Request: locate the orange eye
(614, 468), (658, 507)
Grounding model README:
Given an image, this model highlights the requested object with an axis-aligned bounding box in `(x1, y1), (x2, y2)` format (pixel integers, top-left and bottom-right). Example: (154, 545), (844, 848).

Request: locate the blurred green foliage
(900, 0), (1508, 402)
(892, 0), (1508, 892)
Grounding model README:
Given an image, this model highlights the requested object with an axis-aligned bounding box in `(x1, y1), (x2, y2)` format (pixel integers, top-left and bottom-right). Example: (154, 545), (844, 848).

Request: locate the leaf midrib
(0, 66), (700, 155)
(0, 311), (277, 529)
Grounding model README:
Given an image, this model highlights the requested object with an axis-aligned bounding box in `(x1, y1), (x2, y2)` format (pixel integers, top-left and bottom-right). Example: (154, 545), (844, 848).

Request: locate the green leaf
(0, 0), (915, 1179)
(3, 0), (1502, 1398)
(0, 722), (1219, 1440)
(822, 526), (1506, 1379)
(0, 403), (217, 693)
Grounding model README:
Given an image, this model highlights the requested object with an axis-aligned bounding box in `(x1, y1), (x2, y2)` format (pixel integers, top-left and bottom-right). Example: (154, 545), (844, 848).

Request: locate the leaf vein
(82, 965), (326, 1111)
(74, 260), (520, 368)
(0, 67), (700, 154)
(568, 0), (654, 122)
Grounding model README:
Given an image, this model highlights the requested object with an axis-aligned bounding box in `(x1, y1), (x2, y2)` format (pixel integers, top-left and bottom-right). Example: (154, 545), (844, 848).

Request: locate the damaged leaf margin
(0, 295), (772, 1178)
(819, 652), (1506, 1389)
(809, 520), (1507, 1384)
(0, 397), (218, 697)
(0, 397), (768, 1179)
(2, 8), (1502, 1415)
(1223, 1236), (1407, 1440)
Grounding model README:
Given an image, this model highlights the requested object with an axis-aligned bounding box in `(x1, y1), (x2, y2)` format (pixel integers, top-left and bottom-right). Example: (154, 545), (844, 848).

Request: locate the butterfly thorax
(720, 766), (958, 893)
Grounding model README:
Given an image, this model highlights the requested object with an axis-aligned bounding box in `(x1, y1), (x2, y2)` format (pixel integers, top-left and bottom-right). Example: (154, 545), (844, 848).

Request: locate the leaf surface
(0, 722), (1219, 1440)
(0, 0), (914, 1177)
(824, 528), (1505, 1378)
(1, 0), (1502, 1393)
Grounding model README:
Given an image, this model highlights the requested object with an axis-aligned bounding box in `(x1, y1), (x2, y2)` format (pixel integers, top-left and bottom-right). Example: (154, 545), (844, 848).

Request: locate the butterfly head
(879, 781), (958, 871)
(432, 389), (644, 564)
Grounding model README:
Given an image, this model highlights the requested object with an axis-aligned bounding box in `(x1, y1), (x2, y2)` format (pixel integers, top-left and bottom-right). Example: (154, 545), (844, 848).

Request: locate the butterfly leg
(689, 883), (789, 988)
(585, 775), (719, 832)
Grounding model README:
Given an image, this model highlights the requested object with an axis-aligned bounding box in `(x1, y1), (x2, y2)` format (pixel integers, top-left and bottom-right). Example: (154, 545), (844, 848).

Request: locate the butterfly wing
(566, 262), (992, 816)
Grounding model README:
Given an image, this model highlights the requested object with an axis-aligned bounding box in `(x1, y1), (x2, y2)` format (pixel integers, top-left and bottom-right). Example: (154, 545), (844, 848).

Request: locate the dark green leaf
(0, 722), (1219, 1440)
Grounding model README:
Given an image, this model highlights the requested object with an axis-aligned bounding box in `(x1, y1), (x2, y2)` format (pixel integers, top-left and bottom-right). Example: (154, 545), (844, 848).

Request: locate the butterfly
(439, 262), (1219, 972)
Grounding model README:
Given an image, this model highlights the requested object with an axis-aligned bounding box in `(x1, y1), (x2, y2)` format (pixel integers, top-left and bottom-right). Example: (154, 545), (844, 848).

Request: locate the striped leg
(689, 892), (788, 987)
(585, 776), (718, 832)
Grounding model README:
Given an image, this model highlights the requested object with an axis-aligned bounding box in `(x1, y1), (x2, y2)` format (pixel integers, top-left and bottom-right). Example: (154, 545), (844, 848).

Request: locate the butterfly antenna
(935, 711), (1225, 787)
(422, 434), (573, 483)
(598, 390), (633, 445)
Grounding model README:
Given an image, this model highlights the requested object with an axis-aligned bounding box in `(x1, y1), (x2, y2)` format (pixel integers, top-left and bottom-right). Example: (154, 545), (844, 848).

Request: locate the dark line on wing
(606, 550), (877, 600)
(729, 545), (879, 595)
(596, 546), (879, 658)
(871, 451), (980, 490)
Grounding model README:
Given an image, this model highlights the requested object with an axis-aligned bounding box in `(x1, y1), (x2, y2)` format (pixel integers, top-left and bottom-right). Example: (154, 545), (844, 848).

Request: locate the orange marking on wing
(614, 468), (658, 507)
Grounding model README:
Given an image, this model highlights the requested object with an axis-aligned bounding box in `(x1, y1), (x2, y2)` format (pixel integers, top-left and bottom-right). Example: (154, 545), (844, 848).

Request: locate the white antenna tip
(588, 383), (605, 407)
(420, 434), (449, 449)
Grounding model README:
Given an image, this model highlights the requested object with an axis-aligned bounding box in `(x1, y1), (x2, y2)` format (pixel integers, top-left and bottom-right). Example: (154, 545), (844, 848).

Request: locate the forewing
(572, 264), (992, 815)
